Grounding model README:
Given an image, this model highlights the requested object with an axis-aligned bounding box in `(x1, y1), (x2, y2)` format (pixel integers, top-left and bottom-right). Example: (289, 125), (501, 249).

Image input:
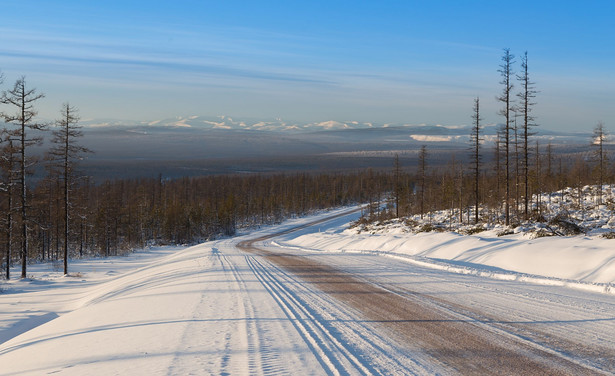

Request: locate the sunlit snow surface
(1, 205), (615, 375)
(281, 185), (615, 289)
(279, 222), (615, 291)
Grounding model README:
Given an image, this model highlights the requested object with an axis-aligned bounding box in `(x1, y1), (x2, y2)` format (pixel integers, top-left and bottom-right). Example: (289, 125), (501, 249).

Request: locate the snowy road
(1, 208), (615, 375)
(250, 214), (615, 375)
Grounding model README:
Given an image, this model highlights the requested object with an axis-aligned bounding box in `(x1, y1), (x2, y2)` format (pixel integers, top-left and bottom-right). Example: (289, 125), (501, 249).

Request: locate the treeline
(2, 168), (392, 278)
(385, 145), (610, 226)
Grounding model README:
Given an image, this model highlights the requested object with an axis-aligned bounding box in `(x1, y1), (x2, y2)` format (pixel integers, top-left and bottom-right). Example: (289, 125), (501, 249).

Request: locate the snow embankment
(275, 221), (615, 294)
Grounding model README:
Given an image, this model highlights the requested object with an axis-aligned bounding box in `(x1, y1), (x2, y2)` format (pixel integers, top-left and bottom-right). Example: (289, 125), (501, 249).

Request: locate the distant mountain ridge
(79, 115), (476, 133)
(0, 115), (601, 181)
(78, 115), (591, 141)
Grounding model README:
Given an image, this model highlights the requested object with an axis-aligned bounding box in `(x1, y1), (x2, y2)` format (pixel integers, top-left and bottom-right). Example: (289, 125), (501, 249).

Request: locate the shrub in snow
(497, 228), (515, 237)
(352, 184), (615, 239)
(548, 214), (584, 236)
(531, 229), (556, 239)
(461, 227), (486, 235)
(601, 232), (615, 239)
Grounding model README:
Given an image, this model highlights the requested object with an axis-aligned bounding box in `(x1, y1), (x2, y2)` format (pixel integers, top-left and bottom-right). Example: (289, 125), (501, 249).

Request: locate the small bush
(351, 216), (369, 227)
(509, 220), (522, 228)
(530, 213), (547, 223)
(404, 218), (419, 227)
(497, 228), (515, 237)
(601, 232), (615, 239)
(531, 229), (556, 239)
(605, 199), (615, 211)
(462, 227), (486, 235)
(418, 223), (436, 233)
(549, 214), (584, 235)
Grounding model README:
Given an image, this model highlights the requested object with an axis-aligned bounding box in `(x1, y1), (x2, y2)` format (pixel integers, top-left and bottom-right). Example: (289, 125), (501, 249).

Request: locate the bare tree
(592, 122), (608, 205)
(458, 167), (463, 225)
(534, 140), (542, 217)
(513, 112), (520, 216)
(497, 49), (515, 226)
(48, 103), (91, 275)
(0, 70), (16, 279)
(545, 142), (554, 205)
(493, 132), (502, 220)
(469, 97), (482, 223)
(1, 77), (46, 278)
(393, 154), (401, 218)
(418, 145), (428, 219)
(1, 134), (18, 279)
(516, 51), (537, 219)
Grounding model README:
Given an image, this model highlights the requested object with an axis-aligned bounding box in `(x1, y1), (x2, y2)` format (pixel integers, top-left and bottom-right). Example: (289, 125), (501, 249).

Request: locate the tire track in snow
(238, 209), (443, 375)
(240, 211), (612, 375)
(212, 246), (264, 376)
(245, 254), (436, 375)
(213, 244), (294, 376)
(341, 255), (615, 374)
(164, 248), (230, 375)
(165, 246), (265, 376)
(262, 249), (608, 375)
(361, 275), (613, 376)
(244, 255), (375, 376)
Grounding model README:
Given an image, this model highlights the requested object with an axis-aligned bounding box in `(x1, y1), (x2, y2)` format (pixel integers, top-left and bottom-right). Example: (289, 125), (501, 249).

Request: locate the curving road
(238, 210), (615, 375)
(2, 209), (613, 375)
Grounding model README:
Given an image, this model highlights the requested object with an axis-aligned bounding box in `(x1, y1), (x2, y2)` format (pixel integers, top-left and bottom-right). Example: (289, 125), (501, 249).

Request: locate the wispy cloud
(1, 50), (336, 86)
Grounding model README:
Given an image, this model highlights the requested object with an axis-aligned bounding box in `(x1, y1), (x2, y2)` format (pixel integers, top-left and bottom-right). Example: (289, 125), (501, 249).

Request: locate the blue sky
(1, 0), (613, 131)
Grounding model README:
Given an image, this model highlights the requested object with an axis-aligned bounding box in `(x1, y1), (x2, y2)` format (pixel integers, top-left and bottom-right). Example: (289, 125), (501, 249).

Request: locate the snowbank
(276, 217), (615, 294)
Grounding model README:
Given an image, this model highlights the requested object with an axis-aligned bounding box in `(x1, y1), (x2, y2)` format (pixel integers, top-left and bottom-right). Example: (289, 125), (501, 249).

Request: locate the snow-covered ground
(0, 208), (383, 375)
(281, 185), (615, 293)
(2, 205), (615, 374)
(278, 221), (615, 294)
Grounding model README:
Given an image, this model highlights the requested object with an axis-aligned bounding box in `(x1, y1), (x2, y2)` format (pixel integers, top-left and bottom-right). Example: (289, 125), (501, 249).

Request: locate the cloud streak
(1, 50), (336, 86)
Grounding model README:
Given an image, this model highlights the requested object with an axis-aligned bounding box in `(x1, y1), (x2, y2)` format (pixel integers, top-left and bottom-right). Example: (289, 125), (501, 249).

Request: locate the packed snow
(1, 203), (615, 374)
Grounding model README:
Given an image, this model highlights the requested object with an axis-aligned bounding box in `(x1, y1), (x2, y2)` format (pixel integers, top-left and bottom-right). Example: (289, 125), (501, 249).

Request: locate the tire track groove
(246, 255), (374, 376)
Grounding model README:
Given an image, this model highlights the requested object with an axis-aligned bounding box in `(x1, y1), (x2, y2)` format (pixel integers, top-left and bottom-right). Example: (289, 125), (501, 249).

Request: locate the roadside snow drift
(275, 213), (615, 292)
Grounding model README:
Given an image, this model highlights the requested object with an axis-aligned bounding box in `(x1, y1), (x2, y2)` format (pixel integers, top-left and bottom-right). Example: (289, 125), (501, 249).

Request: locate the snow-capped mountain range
(80, 115), (474, 133)
(78, 115), (594, 144)
(1, 115), (601, 181)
